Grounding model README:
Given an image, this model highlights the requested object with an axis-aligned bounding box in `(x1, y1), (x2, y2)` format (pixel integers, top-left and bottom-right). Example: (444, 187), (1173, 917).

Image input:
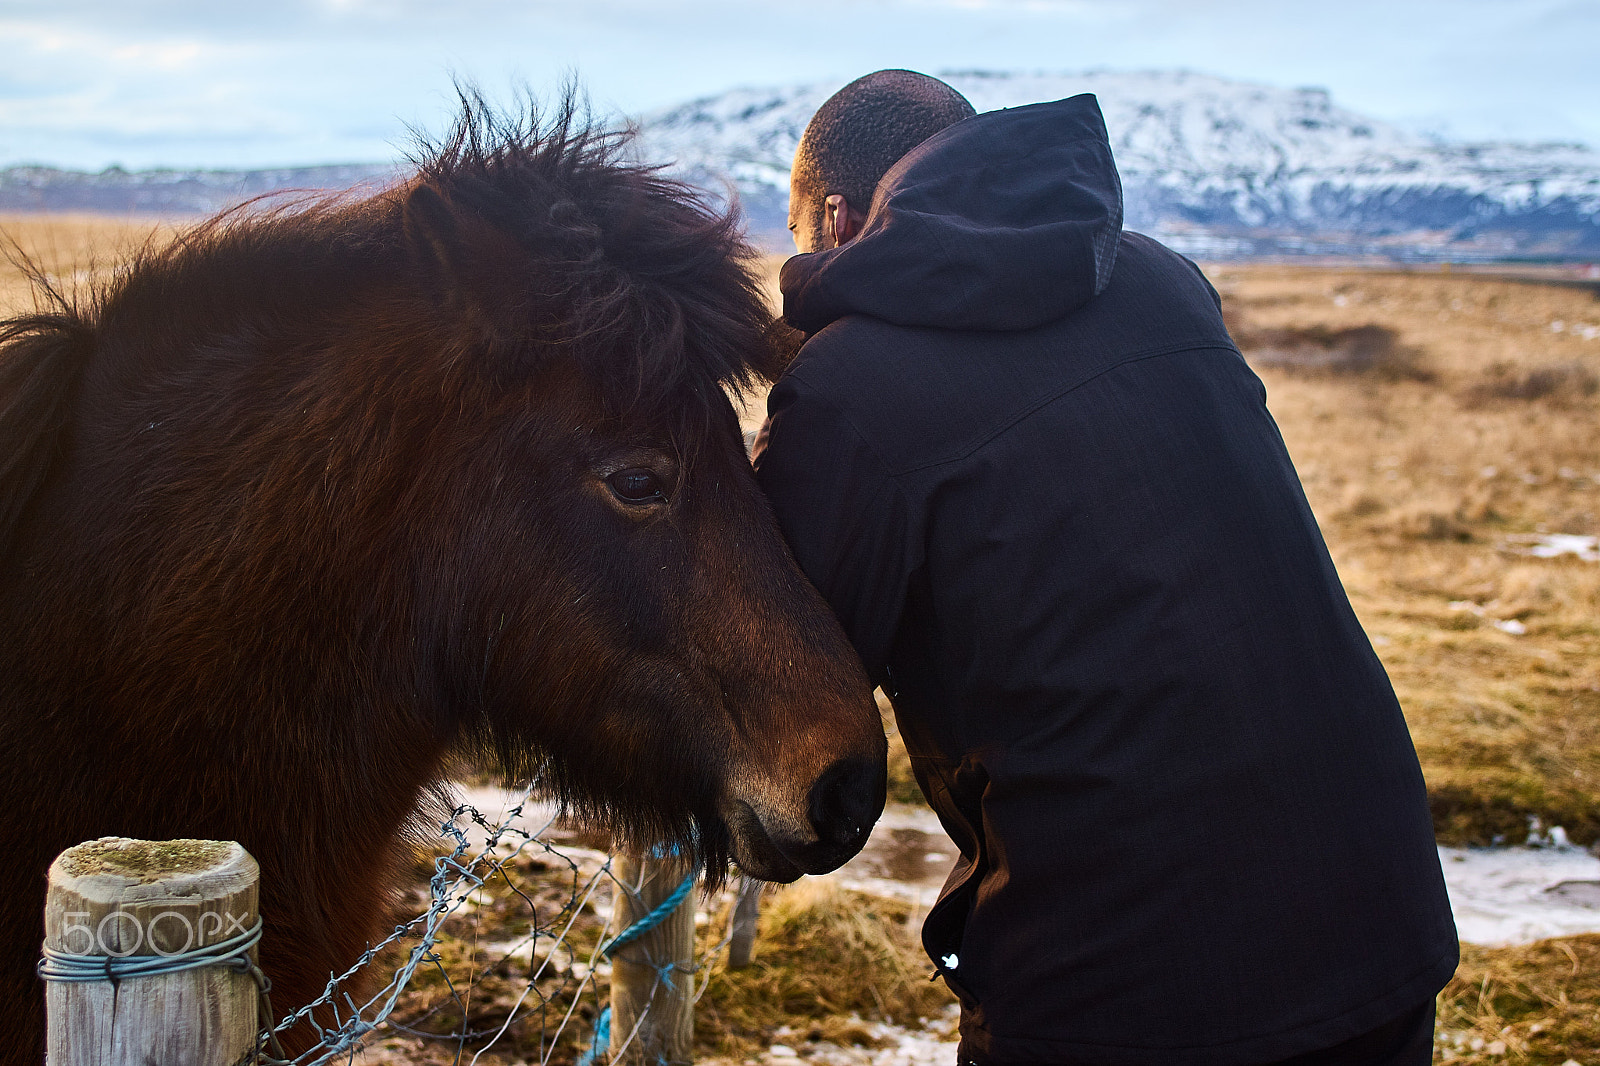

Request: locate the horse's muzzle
(723, 756), (884, 882)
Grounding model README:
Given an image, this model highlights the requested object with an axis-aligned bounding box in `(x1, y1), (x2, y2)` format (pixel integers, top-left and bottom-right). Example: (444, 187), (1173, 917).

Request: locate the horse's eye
(606, 468), (666, 504)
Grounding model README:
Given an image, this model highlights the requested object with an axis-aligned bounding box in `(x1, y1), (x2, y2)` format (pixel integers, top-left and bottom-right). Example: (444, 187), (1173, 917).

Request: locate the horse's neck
(244, 710), (451, 889)
(1, 639), (452, 896)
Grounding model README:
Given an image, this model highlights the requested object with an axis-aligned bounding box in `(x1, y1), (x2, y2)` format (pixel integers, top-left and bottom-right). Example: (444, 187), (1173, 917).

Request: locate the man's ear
(823, 194), (864, 249)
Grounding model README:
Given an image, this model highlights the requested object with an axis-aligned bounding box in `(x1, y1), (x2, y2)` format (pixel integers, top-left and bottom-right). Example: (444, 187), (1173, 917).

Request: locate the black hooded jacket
(755, 95), (1457, 1065)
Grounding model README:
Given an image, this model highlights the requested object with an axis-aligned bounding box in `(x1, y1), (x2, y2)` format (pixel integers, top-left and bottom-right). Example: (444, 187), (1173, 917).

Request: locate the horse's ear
(403, 184), (525, 325)
(403, 184), (466, 295)
(0, 316), (93, 562)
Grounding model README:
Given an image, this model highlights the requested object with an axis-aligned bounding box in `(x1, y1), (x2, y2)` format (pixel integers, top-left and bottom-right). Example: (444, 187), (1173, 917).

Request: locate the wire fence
(256, 781), (734, 1066)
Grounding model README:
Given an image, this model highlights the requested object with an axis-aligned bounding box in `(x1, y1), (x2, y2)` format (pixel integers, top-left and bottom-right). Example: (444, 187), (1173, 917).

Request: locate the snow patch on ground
(1522, 533), (1600, 562)
(1442, 837), (1600, 946)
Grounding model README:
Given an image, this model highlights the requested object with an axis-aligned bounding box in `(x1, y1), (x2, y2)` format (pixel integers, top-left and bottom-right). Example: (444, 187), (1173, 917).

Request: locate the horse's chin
(720, 798), (849, 884)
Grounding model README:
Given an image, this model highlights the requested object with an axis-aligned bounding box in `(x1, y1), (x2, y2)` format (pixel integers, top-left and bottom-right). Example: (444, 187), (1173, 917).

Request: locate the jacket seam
(890, 341), (1242, 476)
(776, 370), (922, 545)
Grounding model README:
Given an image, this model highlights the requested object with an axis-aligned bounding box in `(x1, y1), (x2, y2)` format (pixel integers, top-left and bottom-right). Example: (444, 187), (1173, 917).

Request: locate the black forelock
(33, 86), (780, 457)
(412, 86), (780, 441)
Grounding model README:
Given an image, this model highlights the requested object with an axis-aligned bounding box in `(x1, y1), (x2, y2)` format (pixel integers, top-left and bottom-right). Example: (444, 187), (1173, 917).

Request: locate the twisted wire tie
(40, 917), (289, 1064)
(38, 916), (265, 984)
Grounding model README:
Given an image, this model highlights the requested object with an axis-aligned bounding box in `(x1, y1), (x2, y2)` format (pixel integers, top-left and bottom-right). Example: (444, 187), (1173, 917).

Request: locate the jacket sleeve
(753, 372), (922, 685)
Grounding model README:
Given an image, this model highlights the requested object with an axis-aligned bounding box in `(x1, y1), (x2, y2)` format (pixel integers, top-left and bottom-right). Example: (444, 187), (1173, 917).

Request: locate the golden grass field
(1211, 265), (1600, 851)
(5, 214), (1600, 1063)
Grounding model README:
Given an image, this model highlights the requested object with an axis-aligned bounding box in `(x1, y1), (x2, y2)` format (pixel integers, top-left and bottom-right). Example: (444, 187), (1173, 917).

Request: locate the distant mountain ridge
(633, 70), (1600, 259)
(5, 70), (1598, 259)
(0, 163), (399, 215)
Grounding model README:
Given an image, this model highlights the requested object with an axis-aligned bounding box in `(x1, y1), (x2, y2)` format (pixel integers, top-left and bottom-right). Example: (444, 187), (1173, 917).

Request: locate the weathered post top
(50, 837), (254, 905)
(43, 837), (261, 1066)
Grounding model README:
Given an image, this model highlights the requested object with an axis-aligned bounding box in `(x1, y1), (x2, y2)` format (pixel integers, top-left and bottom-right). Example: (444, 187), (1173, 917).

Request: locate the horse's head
(375, 99), (885, 882)
(0, 95), (884, 887)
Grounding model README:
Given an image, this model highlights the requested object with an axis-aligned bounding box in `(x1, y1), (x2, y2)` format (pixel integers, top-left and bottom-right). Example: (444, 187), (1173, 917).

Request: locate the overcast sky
(1, 0), (1595, 170)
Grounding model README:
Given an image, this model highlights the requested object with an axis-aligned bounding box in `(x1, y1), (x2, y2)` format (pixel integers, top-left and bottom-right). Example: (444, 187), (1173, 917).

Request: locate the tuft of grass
(1224, 299), (1434, 381)
(1464, 361), (1600, 406)
(1437, 934), (1600, 1064)
(694, 879), (954, 1058)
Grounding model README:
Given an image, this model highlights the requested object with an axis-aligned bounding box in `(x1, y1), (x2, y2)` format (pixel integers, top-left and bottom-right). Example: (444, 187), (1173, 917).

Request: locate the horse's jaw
(718, 766), (880, 884)
(718, 799), (806, 883)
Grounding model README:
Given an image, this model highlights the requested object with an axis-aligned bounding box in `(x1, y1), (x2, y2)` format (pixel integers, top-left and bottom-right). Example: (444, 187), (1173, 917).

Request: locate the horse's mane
(0, 89), (779, 503)
(0, 309), (94, 558)
(407, 88), (783, 419)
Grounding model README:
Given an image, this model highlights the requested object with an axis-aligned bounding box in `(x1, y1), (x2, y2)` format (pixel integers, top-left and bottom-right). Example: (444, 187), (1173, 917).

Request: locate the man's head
(788, 70), (975, 254)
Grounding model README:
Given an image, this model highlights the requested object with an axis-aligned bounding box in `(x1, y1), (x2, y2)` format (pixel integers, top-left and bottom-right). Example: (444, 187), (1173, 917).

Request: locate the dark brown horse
(0, 94), (884, 1060)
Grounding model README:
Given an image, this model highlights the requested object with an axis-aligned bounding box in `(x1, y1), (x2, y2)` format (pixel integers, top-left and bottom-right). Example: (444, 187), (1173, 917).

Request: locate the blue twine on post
(578, 860), (696, 1064)
(576, 1005), (612, 1066)
(600, 870), (696, 958)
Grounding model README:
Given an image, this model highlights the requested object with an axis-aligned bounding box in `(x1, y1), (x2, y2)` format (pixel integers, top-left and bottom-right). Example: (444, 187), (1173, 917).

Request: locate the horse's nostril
(807, 756), (886, 848)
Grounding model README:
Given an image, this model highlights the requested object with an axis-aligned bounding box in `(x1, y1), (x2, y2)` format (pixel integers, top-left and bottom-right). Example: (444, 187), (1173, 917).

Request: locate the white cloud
(0, 0), (1594, 168)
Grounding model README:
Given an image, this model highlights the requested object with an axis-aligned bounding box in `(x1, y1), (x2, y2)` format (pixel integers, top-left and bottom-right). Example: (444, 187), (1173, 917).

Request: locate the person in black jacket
(753, 70), (1458, 1066)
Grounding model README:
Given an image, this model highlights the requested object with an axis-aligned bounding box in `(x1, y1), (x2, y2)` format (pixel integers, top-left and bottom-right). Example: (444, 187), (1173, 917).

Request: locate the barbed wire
(251, 779), (735, 1066)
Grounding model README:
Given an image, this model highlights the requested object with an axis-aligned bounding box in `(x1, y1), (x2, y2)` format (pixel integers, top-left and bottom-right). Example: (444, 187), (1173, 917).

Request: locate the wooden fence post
(726, 877), (762, 969)
(42, 837), (261, 1066)
(609, 850), (694, 1066)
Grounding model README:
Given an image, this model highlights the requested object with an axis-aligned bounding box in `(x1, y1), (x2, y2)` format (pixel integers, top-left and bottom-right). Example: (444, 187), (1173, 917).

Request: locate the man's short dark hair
(793, 70), (976, 215)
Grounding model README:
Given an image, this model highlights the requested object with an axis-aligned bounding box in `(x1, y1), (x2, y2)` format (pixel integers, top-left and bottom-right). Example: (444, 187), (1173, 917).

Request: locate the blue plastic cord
(600, 871), (696, 958)
(576, 1006), (612, 1066)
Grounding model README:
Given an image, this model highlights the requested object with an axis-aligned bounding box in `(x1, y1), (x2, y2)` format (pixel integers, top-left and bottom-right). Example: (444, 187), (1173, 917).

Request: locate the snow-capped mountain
(5, 71), (1596, 259)
(634, 70), (1600, 258)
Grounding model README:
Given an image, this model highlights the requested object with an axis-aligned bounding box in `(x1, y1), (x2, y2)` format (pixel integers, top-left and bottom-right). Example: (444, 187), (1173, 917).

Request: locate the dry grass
(695, 880), (954, 1058)
(1210, 265), (1600, 849)
(1438, 935), (1600, 1064)
(0, 213), (175, 313)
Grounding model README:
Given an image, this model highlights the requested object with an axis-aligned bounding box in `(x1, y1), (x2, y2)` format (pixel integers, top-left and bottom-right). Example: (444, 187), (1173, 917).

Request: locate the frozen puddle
(1441, 839), (1600, 946)
(830, 805), (952, 908)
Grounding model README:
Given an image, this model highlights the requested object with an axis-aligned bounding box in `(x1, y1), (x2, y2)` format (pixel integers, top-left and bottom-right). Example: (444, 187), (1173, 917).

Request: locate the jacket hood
(780, 94), (1123, 335)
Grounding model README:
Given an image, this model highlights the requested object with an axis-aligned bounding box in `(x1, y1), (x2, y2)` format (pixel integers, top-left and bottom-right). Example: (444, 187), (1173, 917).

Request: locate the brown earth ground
(6, 214), (1600, 1063)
